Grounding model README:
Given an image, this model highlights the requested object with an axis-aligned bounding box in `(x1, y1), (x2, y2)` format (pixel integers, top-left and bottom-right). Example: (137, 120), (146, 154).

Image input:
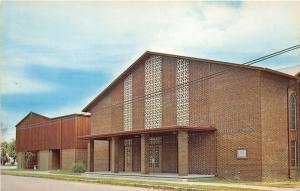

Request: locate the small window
(237, 148), (247, 159)
(291, 141), (297, 167)
(290, 94), (296, 130)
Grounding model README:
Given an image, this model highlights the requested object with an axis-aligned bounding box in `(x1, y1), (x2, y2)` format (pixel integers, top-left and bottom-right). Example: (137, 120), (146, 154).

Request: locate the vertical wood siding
(16, 114), (90, 152)
(76, 116), (91, 149)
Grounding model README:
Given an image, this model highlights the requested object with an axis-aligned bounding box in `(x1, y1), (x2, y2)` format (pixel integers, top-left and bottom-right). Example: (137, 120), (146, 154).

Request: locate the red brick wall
(94, 140), (109, 171)
(162, 57), (177, 126)
(51, 150), (60, 170)
(162, 135), (177, 173)
(132, 138), (141, 172)
(209, 64), (262, 180)
(132, 62), (145, 130)
(61, 149), (75, 169)
(91, 94), (112, 135)
(189, 61), (210, 125)
(111, 83), (124, 132)
(261, 72), (289, 179)
(296, 82), (300, 177)
(189, 132), (215, 174)
(75, 148), (88, 168)
(118, 140), (124, 172)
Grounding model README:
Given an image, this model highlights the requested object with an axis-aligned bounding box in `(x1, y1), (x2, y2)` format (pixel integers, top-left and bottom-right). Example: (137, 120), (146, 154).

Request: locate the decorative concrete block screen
(176, 59), (190, 125)
(144, 56), (162, 129)
(123, 74), (133, 131)
(66, 53), (295, 181)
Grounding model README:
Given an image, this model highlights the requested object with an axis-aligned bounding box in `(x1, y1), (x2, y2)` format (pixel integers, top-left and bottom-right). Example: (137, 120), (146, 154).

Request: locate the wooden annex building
(16, 112), (90, 170)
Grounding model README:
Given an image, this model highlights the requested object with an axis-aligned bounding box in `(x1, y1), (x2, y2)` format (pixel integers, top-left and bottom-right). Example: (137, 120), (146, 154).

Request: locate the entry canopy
(78, 125), (216, 140)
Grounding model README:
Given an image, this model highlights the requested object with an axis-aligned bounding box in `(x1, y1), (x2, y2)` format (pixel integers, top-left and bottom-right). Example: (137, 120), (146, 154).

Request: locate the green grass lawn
(251, 180), (300, 188)
(2, 169), (260, 191)
(192, 177), (300, 188)
(48, 169), (81, 175)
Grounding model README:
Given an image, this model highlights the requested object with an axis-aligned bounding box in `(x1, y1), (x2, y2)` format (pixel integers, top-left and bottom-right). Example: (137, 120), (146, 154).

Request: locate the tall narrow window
(290, 94), (296, 130)
(291, 141), (297, 167)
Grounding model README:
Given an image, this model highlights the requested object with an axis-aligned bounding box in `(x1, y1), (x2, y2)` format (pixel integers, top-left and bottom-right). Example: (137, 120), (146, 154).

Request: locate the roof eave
(15, 112), (50, 127)
(81, 51), (298, 112)
(78, 125), (215, 140)
(82, 51), (152, 112)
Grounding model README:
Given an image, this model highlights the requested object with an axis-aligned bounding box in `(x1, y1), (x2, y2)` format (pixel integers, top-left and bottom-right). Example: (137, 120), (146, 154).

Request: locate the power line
(17, 44), (300, 128)
(91, 44), (300, 113)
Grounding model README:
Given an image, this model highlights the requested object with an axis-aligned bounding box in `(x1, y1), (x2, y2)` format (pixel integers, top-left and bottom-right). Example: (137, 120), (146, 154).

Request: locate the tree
(1, 141), (9, 165)
(8, 139), (16, 161)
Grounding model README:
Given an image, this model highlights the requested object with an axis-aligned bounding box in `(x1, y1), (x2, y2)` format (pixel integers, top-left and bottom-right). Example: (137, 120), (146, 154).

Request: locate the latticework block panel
(176, 59), (190, 125)
(123, 74), (133, 131)
(144, 56), (162, 129)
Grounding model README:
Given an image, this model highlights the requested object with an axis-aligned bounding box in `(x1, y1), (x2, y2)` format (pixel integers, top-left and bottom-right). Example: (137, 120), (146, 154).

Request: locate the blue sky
(1, 1), (300, 141)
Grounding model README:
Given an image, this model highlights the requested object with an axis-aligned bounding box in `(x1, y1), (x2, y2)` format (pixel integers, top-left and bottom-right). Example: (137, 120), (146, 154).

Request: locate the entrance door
(124, 139), (132, 172)
(149, 137), (162, 173)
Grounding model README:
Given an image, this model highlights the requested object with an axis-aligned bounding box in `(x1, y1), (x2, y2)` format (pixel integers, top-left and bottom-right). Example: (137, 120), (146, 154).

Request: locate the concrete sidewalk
(83, 172), (300, 191)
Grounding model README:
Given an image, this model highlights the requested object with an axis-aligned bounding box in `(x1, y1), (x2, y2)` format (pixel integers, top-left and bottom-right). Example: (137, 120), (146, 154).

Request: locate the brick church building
(80, 51), (299, 180)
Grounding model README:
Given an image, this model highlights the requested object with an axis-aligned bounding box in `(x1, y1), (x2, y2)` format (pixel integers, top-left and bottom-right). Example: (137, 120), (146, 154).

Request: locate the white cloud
(2, 1), (300, 140)
(1, 72), (55, 94)
(147, 2), (300, 57)
(3, 1), (300, 75)
(2, 2), (299, 94)
(0, 56), (56, 94)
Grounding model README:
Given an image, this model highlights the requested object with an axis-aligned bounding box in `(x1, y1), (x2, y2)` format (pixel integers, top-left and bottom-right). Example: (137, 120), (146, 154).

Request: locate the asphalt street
(1, 175), (161, 191)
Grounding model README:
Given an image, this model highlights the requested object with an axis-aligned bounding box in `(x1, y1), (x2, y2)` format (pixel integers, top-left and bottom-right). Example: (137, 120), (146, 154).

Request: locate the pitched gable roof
(16, 112), (90, 127)
(16, 112), (50, 127)
(82, 51), (298, 112)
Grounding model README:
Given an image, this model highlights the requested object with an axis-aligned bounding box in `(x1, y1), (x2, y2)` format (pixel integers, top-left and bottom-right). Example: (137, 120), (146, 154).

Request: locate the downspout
(287, 86), (291, 179)
(215, 130), (218, 176)
(60, 118), (62, 169)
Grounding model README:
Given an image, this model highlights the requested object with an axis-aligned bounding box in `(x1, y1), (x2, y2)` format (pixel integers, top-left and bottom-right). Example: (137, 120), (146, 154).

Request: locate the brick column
(141, 134), (149, 174)
(88, 139), (94, 172)
(178, 131), (189, 176)
(110, 137), (119, 173)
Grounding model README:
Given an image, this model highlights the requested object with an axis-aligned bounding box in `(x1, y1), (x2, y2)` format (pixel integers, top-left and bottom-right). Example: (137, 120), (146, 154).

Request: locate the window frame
(236, 148), (247, 159)
(289, 93), (297, 130)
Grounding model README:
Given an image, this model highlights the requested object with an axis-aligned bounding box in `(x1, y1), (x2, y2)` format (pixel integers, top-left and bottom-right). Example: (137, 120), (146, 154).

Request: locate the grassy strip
(48, 169), (81, 175)
(1, 170), (259, 191)
(251, 181), (300, 188)
(192, 177), (300, 188)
